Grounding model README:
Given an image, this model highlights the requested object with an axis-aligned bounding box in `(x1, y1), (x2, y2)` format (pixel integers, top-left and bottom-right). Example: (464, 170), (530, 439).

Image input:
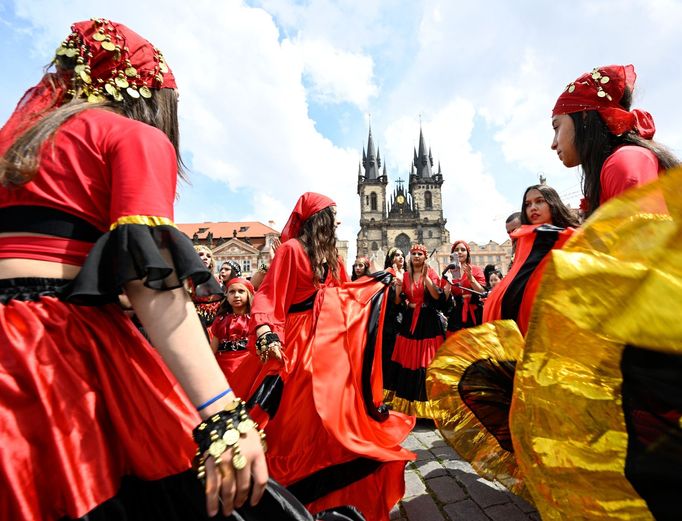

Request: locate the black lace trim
(61, 224), (222, 305)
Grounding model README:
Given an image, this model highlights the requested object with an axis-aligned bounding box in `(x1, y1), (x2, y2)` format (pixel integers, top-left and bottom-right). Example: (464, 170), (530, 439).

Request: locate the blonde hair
(194, 245), (215, 271)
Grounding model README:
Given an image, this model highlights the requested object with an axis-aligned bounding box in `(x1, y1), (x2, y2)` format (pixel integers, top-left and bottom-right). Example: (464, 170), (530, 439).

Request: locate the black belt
(217, 339), (247, 352)
(0, 206), (102, 242)
(288, 291), (316, 313)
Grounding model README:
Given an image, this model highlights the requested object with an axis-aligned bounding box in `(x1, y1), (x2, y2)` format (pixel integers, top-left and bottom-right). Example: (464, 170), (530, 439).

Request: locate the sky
(2, 0), (682, 261)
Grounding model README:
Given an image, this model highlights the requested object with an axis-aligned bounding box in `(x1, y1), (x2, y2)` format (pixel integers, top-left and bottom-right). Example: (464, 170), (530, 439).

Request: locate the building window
(242, 259), (251, 273)
(395, 233), (410, 255)
(424, 190), (432, 209)
(370, 192), (377, 211)
(428, 230), (433, 238)
(371, 241), (378, 251)
(365, 195), (369, 206)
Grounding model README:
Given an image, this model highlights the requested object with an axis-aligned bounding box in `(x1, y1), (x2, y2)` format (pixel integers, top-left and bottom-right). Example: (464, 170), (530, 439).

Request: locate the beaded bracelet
(192, 398), (266, 482)
(196, 387), (232, 412)
(256, 331), (281, 361)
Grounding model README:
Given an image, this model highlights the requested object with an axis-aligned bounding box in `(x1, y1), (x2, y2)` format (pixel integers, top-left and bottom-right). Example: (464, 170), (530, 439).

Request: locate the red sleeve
(249, 240), (303, 342)
(471, 265), (486, 286)
(600, 146), (659, 205)
(209, 314), (227, 340)
(106, 120), (178, 225)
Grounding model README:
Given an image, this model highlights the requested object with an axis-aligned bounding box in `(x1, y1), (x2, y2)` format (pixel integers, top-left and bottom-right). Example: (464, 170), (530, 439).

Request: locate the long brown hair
(570, 87), (679, 217)
(520, 184), (580, 228)
(1, 59), (185, 187)
(298, 206), (339, 284)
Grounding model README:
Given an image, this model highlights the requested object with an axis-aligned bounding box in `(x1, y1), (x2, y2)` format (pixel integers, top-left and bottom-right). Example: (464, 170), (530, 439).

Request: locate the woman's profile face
(524, 188), (552, 225)
(551, 114), (579, 168)
(393, 251), (404, 269)
(219, 264), (231, 282)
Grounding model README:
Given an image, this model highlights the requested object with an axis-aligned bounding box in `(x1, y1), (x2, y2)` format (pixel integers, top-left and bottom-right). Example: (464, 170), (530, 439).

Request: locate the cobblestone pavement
(391, 422), (540, 521)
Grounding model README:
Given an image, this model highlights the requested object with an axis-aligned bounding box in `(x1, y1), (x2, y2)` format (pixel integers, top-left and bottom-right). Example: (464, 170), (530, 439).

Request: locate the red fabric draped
(280, 192), (335, 242)
(233, 241), (413, 520)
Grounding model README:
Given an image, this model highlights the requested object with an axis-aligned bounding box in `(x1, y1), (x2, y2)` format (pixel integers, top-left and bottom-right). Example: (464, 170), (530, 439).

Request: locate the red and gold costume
(232, 193), (414, 521)
(511, 169), (682, 520)
(483, 224), (574, 335)
(0, 20), (222, 520)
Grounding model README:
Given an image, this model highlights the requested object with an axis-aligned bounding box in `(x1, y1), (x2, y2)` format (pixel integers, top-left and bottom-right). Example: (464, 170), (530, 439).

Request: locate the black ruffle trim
(61, 224), (223, 305)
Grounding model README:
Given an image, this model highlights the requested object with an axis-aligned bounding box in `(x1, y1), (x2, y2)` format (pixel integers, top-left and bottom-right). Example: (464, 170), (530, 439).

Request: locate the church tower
(356, 125), (450, 262)
(357, 126), (388, 256)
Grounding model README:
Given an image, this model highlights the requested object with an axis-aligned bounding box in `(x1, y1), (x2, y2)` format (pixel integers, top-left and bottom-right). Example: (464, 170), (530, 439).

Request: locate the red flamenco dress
(231, 236), (415, 521)
(383, 268), (445, 418)
(210, 312), (253, 381)
(444, 264), (486, 337)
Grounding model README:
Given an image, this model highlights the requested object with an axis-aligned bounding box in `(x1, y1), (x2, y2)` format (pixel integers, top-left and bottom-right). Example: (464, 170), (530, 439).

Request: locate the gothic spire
(413, 128), (433, 178)
(362, 125), (380, 179)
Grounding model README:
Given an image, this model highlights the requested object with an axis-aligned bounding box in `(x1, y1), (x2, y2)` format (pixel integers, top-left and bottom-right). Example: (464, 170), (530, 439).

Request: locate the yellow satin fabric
(426, 321), (531, 500)
(383, 391), (434, 419)
(109, 215), (175, 230)
(510, 168), (682, 520)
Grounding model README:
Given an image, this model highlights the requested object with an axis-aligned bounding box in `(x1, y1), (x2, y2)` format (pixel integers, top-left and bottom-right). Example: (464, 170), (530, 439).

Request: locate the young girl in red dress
(442, 240), (486, 337)
(210, 277), (254, 381)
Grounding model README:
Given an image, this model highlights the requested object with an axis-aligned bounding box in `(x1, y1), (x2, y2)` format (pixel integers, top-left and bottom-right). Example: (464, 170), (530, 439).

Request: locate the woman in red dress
(442, 240), (486, 337)
(483, 184), (579, 335)
(383, 244), (445, 418)
(0, 19), (267, 520)
(232, 192), (414, 521)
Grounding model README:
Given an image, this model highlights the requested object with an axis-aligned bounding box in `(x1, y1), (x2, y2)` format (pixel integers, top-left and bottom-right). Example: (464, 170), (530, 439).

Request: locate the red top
(0, 109), (177, 264)
(600, 145), (660, 205)
(250, 239), (348, 341)
(210, 313), (250, 342)
(449, 264), (485, 297)
(402, 267), (441, 334)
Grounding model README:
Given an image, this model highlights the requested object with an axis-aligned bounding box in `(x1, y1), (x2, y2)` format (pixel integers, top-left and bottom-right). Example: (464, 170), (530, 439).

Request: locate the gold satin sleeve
(426, 320), (531, 501)
(510, 167), (682, 520)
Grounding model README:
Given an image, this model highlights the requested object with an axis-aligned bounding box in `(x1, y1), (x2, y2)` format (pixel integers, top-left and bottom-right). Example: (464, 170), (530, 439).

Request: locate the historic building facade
(356, 127), (451, 268)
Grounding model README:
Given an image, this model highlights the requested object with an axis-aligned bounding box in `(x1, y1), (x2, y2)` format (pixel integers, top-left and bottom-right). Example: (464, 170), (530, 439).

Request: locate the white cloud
(286, 37), (378, 109)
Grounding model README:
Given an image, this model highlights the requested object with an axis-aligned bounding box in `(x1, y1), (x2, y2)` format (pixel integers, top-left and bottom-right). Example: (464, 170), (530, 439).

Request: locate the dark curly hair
(520, 184), (580, 228)
(298, 206), (339, 284)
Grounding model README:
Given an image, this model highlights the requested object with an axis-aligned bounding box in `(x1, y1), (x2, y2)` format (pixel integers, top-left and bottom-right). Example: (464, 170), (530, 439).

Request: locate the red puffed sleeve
(106, 120), (177, 226)
(600, 146), (659, 205)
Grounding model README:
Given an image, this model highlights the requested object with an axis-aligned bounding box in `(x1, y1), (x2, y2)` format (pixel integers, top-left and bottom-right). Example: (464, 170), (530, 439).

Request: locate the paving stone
(403, 494), (445, 521)
(430, 443), (459, 460)
(462, 478), (511, 508)
(510, 493), (537, 513)
(413, 448), (434, 461)
(414, 458), (448, 478)
(485, 503), (529, 521)
(403, 470), (427, 498)
(443, 499), (490, 521)
(413, 429), (443, 446)
(402, 434), (425, 451)
(426, 475), (467, 504)
(441, 457), (477, 476)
